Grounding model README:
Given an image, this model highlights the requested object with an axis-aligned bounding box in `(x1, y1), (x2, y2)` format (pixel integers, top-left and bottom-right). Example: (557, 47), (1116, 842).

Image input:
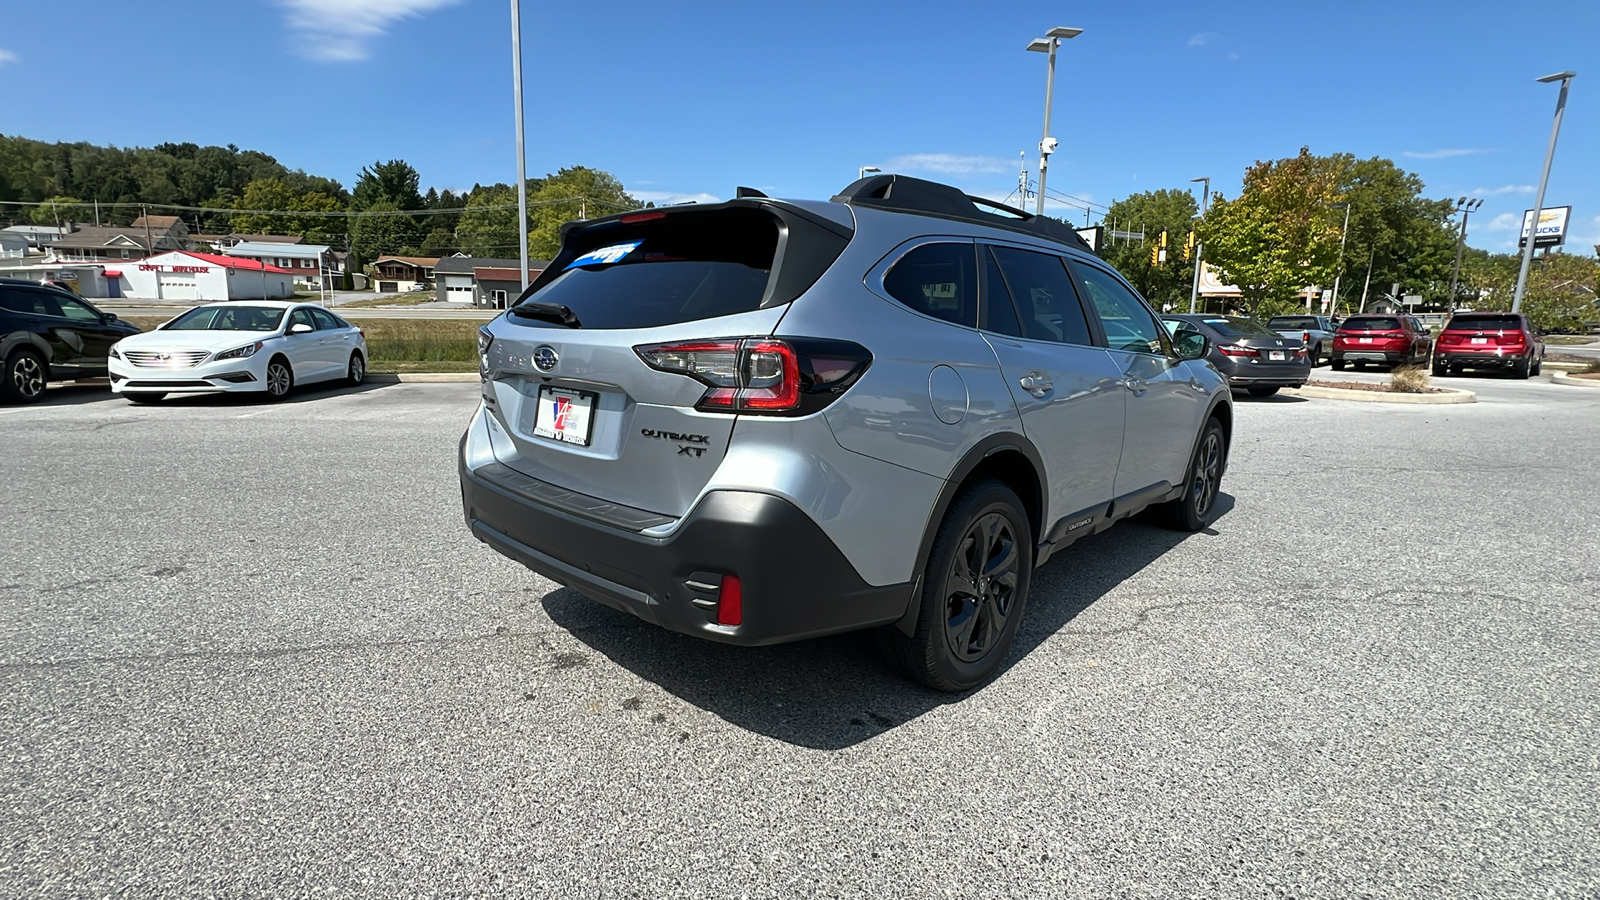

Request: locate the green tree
(350, 200), (421, 259)
(456, 183), (520, 257)
(1470, 251), (1598, 332)
(1100, 189), (1199, 309)
(527, 167), (639, 258)
(420, 227), (456, 256)
(351, 159), (424, 211)
(1197, 148), (1343, 316)
(1325, 155), (1457, 309)
(230, 178), (343, 242)
(30, 195), (92, 226)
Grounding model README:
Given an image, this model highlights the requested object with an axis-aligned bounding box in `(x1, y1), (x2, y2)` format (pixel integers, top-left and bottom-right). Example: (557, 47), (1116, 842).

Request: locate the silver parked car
(460, 175), (1232, 690)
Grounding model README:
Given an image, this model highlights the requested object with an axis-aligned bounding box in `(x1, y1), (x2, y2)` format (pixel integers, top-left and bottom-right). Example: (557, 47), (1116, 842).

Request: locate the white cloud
(278, 0), (462, 62)
(1473, 185), (1536, 196)
(1228, 53), (1240, 61)
(633, 190), (721, 206)
(1482, 213), (1520, 232)
(0, 49), (18, 65)
(883, 154), (1013, 176)
(1187, 32), (1218, 47)
(1402, 148), (1491, 159)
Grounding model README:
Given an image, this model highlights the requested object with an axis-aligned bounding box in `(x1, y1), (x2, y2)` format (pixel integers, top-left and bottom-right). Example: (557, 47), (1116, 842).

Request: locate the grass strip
(119, 316), (480, 366)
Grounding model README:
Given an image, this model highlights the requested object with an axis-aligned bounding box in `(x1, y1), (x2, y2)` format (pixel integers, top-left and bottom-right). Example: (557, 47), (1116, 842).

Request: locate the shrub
(1389, 366), (1431, 393)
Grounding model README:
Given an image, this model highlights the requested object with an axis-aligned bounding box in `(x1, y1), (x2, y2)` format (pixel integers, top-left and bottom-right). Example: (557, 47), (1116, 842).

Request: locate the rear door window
(987, 246), (1092, 345)
(882, 242), (977, 327)
(310, 308), (343, 330)
(519, 208), (779, 329)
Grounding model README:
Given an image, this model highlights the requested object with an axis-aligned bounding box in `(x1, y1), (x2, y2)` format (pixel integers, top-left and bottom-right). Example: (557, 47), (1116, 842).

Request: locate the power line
(0, 195), (640, 217)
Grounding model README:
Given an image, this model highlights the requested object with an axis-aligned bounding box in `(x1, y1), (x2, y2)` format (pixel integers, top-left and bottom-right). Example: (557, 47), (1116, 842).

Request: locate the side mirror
(1173, 328), (1209, 361)
(289, 323), (314, 334)
(100, 312), (119, 324)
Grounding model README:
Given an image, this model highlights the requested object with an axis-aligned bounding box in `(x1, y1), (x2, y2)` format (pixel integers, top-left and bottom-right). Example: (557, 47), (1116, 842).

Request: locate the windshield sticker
(567, 241), (642, 269)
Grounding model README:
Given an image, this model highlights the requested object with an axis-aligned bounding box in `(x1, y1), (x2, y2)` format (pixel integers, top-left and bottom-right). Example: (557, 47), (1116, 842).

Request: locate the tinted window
(1339, 317), (1402, 332)
(1268, 316), (1319, 330)
(519, 209), (779, 329)
(988, 246), (1091, 345)
(1199, 316), (1279, 338)
(0, 288), (64, 318)
(57, 297), (102, 323)
(289, 309), (316, 331)
(1446, 315), (1523, 332)
(882, 242), (976, 327)
(310, 308), (342, 330)
(980, 248), (1024, 338)
(166, 306), (287, 331)
(1069, 261), (1167, 355)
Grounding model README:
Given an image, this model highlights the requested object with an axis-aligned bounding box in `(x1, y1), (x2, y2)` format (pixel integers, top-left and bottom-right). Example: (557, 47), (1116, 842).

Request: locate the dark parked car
(1432, 312), (1544, 378)
(1330, 314), (1432, 371)
(1162, 313), (1310, 397)
(0, 279), (140, 403)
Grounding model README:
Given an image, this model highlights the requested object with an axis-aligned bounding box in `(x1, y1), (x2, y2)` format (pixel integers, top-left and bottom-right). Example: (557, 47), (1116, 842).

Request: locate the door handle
(1019, 372), (1053, 398)
(1122, 376), (1148, 395)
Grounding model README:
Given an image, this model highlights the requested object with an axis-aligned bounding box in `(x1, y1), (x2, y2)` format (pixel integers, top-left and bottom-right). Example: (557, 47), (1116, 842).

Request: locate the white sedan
(109, 301), (369, 403)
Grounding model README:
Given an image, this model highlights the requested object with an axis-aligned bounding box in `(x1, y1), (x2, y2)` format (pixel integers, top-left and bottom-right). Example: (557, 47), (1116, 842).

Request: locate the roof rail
(831, 174), (1091, 252)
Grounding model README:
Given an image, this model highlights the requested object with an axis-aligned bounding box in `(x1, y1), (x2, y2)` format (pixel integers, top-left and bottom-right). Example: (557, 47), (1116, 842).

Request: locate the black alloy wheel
(1161, 416), (1226, 532)
(3, 349), (47, 404)
(879, 479), (1033, 692)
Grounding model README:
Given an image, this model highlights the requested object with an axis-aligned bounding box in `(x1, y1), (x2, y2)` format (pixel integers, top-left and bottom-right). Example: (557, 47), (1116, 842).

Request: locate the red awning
(103, 269), (123, 277)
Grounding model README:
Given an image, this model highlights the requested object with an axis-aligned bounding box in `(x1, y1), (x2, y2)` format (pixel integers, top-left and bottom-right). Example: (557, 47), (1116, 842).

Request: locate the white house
(224, 241), (335, 290)
(113, 251), (294, 301)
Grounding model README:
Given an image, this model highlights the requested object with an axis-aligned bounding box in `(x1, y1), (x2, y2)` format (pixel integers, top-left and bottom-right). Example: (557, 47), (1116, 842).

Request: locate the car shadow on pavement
(35, 382), (122, 407)
(146, 380), (397, 406)
(541, 493), (1233, 750)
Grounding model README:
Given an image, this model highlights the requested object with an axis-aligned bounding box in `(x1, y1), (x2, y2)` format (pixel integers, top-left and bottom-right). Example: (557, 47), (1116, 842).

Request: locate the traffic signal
(1182, 231), (1195, 261)
(1150, 239), (1159, 266)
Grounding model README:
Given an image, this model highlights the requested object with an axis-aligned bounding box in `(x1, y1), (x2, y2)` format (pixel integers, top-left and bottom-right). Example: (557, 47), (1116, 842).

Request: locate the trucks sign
(1519, 206), (1571, 249)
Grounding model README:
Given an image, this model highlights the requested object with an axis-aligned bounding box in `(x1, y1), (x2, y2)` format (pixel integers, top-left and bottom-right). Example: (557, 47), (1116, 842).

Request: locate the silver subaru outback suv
(460, 175), (1230, 691)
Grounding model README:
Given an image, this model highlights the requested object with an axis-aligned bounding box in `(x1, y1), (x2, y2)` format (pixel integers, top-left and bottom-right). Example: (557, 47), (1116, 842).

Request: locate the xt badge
(641, 428), (711, 458)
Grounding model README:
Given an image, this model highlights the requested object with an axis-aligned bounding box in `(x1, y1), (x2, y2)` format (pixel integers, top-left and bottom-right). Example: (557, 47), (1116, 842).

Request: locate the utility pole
(511, 0), (531, 293)
(1187, 176), (1210, 313)
(1513, 70), (1575, 313)
(1447, 197), (1484, 308)
(1359, 248), (1375, 314)
(1327, 202), (1351, 315)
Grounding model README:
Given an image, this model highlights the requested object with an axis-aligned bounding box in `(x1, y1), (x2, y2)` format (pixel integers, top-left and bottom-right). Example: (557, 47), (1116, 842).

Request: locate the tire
(1331, 359), (1346, 372)
(346, 351), (366, 386)
(878, 479), (1033, 692)
(1513, 356), (1531, 380)
(1353, 361), (1366, 370)
(264, 356), (294, 400)
(1532, 357), (1543, 376)
(1160, 417), (1227, 533)
(1312, 343), (1324, 366)
(1246, 386), (1280, 397)
(2, 348), (47, 404)
(125, 393), (166, 404)
(1432, 362), (1447, 377)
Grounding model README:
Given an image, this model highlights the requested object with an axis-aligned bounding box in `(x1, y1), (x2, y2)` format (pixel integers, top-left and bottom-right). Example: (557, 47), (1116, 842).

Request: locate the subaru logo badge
(533, 346), (559, 372)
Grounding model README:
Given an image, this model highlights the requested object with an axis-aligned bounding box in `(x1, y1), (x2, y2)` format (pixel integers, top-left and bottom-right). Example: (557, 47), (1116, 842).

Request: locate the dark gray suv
(461, 175), (1232, 690)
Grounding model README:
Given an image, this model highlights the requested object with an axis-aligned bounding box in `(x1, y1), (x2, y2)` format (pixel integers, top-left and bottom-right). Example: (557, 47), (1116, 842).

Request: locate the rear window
(1201, 316), (1279, 337)
(1445, 315), (1522, 332)
(1339, 317), (1401, 332)
(1269, 316), (1318, 330)
(517, 209), (779, 329)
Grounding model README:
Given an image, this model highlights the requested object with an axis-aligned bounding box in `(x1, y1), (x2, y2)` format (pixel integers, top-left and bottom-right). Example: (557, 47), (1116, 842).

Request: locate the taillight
(1502, 332), (1526, 346)
(1302, 331), (1310, 344)
(1295, 346), (1308, 358)
(635, 337), (871, 415)
(1218, 344), (1260, 357)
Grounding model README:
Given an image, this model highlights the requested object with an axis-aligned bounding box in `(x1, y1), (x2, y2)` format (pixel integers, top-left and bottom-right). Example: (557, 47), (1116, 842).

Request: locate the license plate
(1470, 337), (1488, 344)
(532, 386), (597, 446)
(1359, 337), (1373, 343)
(1269, 350), (1286, 361)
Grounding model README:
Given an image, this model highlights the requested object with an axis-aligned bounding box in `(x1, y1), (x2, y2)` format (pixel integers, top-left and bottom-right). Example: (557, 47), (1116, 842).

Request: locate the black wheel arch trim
(892, 431), (1048, 637)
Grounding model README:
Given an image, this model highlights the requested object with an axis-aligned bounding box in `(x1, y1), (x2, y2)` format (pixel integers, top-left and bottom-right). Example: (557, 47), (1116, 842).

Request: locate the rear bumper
(460, 444), (911, 646)
(1435, 351), (1529, 368)
(1333, 348), (1408, 363)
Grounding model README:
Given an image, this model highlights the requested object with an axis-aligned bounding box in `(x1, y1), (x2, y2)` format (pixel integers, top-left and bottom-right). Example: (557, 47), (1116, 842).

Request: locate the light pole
(1326, 202), (1351, 315)
(1025, 26), (1082, 217)
(510, 0), (530, 293)
(1447, 197), (1484, 308)
(1187, 176), (1209, 313)
(1512, 70), (1576, 313)
(858, 166), (881, 181)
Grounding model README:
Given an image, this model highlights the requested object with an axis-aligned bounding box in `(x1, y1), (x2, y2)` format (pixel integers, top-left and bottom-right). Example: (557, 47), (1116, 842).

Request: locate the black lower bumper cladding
(460, 456), (911, 646)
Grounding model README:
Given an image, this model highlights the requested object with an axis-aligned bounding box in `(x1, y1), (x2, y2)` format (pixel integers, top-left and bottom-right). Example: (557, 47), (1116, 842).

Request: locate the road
(103, 303), (498, 320)
(2, 380), (1597, 898)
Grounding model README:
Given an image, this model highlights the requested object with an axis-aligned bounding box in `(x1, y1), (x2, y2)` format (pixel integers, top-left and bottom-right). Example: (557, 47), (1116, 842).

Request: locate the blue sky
(1, 0), (1595, 253)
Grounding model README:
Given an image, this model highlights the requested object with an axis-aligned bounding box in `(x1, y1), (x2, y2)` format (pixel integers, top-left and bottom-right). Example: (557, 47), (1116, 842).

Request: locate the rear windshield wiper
(509, 302), (582, 328)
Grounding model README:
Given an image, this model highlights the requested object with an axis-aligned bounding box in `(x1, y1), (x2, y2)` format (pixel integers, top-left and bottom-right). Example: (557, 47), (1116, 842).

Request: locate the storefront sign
(137, 264), (211, 273)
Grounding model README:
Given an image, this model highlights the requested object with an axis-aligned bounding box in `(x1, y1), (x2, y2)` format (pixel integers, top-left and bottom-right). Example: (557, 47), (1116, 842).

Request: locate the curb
(1552, 373), (1600, 388)
(1544, 361), (1592, 372)
(367, 373), (479, 383)
(1283, 384), (1477, 404)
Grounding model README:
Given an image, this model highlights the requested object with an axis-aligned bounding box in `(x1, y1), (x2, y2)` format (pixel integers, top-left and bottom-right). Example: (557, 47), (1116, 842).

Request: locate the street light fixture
(858, 166), (881, 181)
(1025, 26), (1083, 217)
(1447, 197), (1485, 308)
(1327, 202), (1351, 315)
(1512, 70), (1576, 313)
(1188, 176), (1209, 313)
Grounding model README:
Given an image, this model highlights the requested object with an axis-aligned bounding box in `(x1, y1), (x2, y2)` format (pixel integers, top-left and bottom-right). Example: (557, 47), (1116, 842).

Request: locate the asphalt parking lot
(3, 377), (1597, 898)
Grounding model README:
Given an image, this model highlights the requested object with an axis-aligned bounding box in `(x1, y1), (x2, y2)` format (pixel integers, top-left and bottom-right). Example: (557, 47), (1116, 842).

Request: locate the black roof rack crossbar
(831, 174), (1091, 252)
